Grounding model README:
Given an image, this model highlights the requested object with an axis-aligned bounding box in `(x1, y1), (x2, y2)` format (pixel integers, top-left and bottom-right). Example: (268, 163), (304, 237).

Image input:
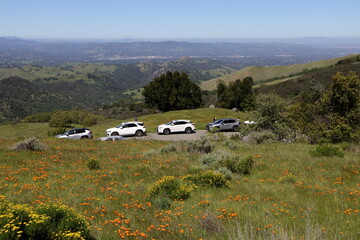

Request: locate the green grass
(0, 123), (50, 139)
(201, 55), (356, 90)
(0, 108), (252, 139)
(0, 137), (358, 239)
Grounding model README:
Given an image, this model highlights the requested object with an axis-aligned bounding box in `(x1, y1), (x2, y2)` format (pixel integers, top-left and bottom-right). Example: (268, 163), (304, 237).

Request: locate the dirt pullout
(139, 130), (239, 141)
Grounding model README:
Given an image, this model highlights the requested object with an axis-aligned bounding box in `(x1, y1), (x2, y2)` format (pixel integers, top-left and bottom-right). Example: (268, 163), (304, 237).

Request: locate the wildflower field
(0, 137), (359, 239)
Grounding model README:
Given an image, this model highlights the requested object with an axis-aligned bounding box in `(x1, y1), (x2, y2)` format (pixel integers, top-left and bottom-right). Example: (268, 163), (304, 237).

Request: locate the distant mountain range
(1, 37), (359, 66)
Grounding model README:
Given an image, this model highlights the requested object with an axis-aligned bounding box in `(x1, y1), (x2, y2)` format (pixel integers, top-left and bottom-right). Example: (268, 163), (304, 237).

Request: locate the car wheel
(111, 132), (119, 136)
(135, 130), (143, 137)
(81, 136), (89, 139)
(163, 128), (170, 135)
(185, 127), (192, 134)
(233, 126), (239, 132)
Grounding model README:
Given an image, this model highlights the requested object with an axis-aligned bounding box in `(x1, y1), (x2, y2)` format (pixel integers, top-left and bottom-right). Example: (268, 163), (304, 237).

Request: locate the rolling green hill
(0, 63), (116, 83)
(257, 58), (360, 97)
(200, 55), (357, 90)
(0, 58), (241, 122)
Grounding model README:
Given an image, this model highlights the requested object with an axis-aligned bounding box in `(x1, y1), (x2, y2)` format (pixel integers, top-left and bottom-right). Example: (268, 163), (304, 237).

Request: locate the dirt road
(140, 130), (239, 141)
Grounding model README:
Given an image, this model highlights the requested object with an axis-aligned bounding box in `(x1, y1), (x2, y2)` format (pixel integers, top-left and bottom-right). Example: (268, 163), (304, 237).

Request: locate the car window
(223, 120), (229, 124)
(177, 121), (187, 125)
(127, 123), (137, 128)
(76, 129), (85, 133)
(122, 124), (129, 128)
(165, 121), (173, 125)
(228, 120), (235, 123)
(214, 120), (223, 124)
(137, 123), (144, 126)
(68, 130), (75, 135)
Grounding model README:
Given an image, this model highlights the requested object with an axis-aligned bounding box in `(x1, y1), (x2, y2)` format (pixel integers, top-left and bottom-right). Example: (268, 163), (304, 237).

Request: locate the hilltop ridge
(200, 55), (357, 90)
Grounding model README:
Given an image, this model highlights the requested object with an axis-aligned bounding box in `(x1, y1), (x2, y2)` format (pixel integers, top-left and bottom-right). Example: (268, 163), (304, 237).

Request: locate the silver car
(55, 128), (93, 139)
(206, 118), (240, 132)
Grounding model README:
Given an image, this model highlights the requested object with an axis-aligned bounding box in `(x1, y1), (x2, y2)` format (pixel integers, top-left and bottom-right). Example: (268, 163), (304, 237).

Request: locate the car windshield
(116, 123), (125, 128)
(214, 119), (223, 124)
(165, 121), (174, 125)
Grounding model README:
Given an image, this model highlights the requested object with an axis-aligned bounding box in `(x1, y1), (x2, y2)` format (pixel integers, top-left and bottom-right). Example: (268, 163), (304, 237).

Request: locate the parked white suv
(56, 128), (93, 139)
(157, 120), (195, 135)
(106, 122), (146, 137)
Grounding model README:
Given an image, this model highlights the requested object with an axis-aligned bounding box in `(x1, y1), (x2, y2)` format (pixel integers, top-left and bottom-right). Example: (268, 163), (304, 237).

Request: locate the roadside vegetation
(0, 136), (358, 239)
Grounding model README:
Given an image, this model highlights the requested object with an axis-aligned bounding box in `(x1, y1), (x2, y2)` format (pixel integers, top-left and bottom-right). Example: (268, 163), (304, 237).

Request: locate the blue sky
(0, 0), (359, 40)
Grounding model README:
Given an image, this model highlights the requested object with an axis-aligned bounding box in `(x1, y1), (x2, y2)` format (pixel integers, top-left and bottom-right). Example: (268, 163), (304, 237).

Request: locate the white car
(55, 128), (93, 139)
(106, 122), (146, 137)
(157, 120), (195, 135)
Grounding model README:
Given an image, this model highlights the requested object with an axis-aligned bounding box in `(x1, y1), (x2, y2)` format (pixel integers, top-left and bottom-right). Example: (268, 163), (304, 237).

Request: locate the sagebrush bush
(200, 151), (255, 175)
(187, 136), (215, 154)
(185, 170), (230, 188)
(309, 144), (345, 158)
(160, 144), (177, 154)
(0, 199), (95, 240)
(222, 156), (255, 175)
(10, 137), (48, 151)
(223, 139), (238, 150)
(147, 176), (191, 200)
(243, 130), (278, 144)
(200, 150), (230, 167)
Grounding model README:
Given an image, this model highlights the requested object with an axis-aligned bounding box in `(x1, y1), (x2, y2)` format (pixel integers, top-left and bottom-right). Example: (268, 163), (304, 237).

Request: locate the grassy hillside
(0, 63), (116, 83)
(0, 108), (251, 139)
(258, 59), (360, 97)
(201, 55), (356, 90)
(0, 137), (358, 239)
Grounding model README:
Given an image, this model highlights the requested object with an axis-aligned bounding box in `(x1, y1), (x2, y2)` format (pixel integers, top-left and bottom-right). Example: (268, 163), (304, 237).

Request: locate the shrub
(87, 159), (100, 170)
(229, 134), (241, 141)
(0, 199), (95, 240)
(10, 137), (48, 151)
(318, 138), (332, 145)
(223, 139), (238, 150)
(185, 170), (230, 188)
(309, 145), (345, 158)
(147, 176), (191, 200)
(160, 144), (177, 154)
(47, 127), (67, 137)
(243, 130), (278, 144)
(200, 152), (255, 175)
(200, 150), (230, 167)
(22, 112), (53, 123)
(187, 136), (215, 154)
(222, 156), (255, 175)
(216, 167), (233, 180)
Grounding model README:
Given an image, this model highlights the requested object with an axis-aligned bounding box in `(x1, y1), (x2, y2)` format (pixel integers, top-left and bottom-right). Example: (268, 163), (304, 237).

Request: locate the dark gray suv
(206, 118), (240, 132)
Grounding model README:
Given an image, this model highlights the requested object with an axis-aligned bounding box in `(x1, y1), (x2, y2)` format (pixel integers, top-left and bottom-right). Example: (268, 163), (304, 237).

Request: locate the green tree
(289, 72), (360, 143)
(142, 71), (203, 112)
(322, 72), (360, 116)
(217, 77), (255, 111)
